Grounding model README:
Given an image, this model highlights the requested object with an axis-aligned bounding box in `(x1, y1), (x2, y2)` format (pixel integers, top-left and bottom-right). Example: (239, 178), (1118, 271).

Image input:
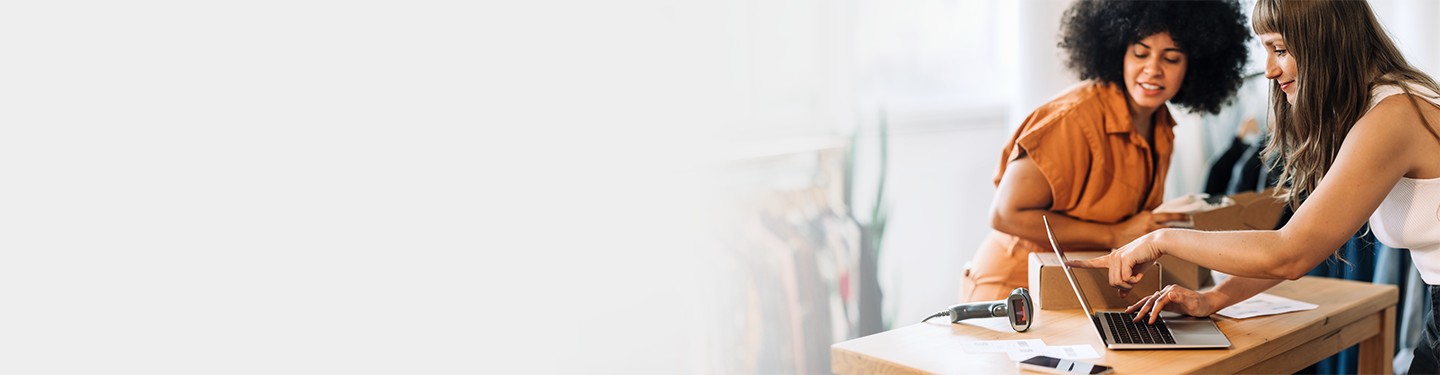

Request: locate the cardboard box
(1190, 188), (1288, 231)
(1028, 251), (1211, 311)
(1024, 190), (1283, 311)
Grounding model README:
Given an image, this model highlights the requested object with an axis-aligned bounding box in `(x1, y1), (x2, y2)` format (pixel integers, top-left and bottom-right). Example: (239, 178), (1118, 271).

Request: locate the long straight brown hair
(1252, 0), (1440, 207)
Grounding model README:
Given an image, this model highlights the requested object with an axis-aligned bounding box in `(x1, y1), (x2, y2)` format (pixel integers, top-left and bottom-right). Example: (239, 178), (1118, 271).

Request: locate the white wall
(876, 120), (1007, 326)
(877, 0), (1074, 329)
(1372, 0), (1440, 77)
(1002, 0), (1080, 132)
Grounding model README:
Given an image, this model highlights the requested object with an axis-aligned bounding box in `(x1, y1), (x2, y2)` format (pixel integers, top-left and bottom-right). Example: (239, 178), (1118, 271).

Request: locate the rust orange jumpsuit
(959, 81), (1175, 302)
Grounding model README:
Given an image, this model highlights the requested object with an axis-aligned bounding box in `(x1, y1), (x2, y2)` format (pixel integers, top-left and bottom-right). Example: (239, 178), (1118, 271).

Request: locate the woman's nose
(1264, 59), (1281, 80)
(1143, 57), (1162, 76)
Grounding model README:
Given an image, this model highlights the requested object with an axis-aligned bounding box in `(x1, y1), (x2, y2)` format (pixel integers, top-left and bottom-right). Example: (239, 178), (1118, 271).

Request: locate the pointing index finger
(1065, 257), (1108, 269)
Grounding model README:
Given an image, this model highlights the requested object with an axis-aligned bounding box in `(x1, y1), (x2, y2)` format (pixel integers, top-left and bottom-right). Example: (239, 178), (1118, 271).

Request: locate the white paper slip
(1005, 345), (1045, 361)
(1045, 345), (1101, 359)
(961, 339), (1046, 353)
(1006, 345), (1101, 361)
(1216, 292), (1318, 319)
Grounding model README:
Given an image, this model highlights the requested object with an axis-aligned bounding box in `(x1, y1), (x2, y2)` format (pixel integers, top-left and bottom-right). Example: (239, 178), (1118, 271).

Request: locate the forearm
(990, 157), (1134, 249)
(1152, 228), (1327, 280)
(994, 209), (1119, 249)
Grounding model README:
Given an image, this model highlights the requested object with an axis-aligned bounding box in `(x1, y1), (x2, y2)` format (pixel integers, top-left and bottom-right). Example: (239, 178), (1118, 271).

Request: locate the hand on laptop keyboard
(1104, 312), (1177, 344)
(1127, 284), (1215, 324)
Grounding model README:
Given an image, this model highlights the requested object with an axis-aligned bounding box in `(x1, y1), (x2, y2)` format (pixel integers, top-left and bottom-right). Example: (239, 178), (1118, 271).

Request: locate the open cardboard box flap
(1190, 187), (1288, 231)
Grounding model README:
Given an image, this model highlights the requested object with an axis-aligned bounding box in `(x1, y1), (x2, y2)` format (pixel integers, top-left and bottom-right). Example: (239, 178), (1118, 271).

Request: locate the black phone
(1017, 355), (1114, 375)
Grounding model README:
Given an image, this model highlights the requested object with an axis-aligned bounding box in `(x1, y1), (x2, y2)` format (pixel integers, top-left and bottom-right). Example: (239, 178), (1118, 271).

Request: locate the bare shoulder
(1354, 95), (1436, 139)
(1357, 95), (1440, 177)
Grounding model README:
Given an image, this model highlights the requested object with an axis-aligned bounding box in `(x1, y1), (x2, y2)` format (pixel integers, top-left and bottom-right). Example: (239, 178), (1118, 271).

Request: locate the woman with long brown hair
(1070, 0), (1440, 371)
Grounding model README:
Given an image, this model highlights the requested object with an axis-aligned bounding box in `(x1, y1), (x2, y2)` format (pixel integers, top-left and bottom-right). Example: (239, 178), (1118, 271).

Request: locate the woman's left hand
(1127, 284), (1216, 324)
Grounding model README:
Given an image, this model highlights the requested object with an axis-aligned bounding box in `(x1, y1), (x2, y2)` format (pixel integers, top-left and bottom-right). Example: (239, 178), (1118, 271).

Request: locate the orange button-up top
(961, 81), (1176, 302)
(998, 81), (1175, 224)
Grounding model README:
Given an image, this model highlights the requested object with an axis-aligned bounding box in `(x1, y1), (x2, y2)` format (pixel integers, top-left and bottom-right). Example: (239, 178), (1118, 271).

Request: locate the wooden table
(833, 276), (1397, 374)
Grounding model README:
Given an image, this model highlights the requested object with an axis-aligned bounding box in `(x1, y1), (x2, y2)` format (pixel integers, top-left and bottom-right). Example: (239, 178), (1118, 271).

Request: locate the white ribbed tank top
(1366, 81), (1440, 284)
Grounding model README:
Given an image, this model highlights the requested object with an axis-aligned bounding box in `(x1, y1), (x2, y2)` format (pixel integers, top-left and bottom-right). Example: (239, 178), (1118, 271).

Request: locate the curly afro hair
(1058, 0), (1251, 114)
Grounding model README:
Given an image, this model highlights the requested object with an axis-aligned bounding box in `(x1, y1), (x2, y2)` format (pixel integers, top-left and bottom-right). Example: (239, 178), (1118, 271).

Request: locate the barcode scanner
(922, 287), (1033, 332)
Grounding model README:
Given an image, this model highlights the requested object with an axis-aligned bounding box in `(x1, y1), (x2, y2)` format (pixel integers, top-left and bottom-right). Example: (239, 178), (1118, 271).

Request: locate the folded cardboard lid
(1192, 188), (1286, 231)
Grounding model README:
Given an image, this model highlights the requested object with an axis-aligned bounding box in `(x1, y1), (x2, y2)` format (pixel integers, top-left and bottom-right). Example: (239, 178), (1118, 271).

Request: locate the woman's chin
(1130, 98), (1168, 111)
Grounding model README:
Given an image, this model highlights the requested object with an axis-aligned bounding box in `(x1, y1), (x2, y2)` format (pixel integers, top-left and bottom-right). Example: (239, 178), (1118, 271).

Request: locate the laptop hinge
(1092, 315), (1109, 343)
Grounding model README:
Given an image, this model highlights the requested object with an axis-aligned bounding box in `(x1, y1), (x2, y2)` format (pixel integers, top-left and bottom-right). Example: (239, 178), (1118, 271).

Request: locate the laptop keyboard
(1102, 312), (1177, 344)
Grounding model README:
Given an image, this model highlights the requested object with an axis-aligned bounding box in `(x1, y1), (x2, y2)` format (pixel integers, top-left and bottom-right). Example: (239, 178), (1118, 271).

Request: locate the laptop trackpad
(1169, 319), (1230, 346)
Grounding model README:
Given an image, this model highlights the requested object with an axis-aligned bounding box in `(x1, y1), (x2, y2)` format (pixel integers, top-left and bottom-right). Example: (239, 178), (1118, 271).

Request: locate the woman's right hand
(1127, 284), (1219, 324)
(1066, 230), (1166, 297)
(1109, 211), (1189, 248)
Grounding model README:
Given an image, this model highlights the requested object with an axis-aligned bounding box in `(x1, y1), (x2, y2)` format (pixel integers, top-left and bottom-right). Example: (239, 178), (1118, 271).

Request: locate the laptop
(1042, 216), (1230, 349)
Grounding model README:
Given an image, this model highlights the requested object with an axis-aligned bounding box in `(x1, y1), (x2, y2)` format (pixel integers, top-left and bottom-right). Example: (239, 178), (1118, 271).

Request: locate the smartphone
(1017, 355), (1113, 375)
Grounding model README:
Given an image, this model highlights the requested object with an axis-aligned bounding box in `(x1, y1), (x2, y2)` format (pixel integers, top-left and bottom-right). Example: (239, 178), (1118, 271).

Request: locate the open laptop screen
(1042, 216), (1095, 318)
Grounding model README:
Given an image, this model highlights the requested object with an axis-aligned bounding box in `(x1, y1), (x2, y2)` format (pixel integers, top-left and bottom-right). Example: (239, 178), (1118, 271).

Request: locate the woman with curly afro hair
(959, 0), (1251, 302)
